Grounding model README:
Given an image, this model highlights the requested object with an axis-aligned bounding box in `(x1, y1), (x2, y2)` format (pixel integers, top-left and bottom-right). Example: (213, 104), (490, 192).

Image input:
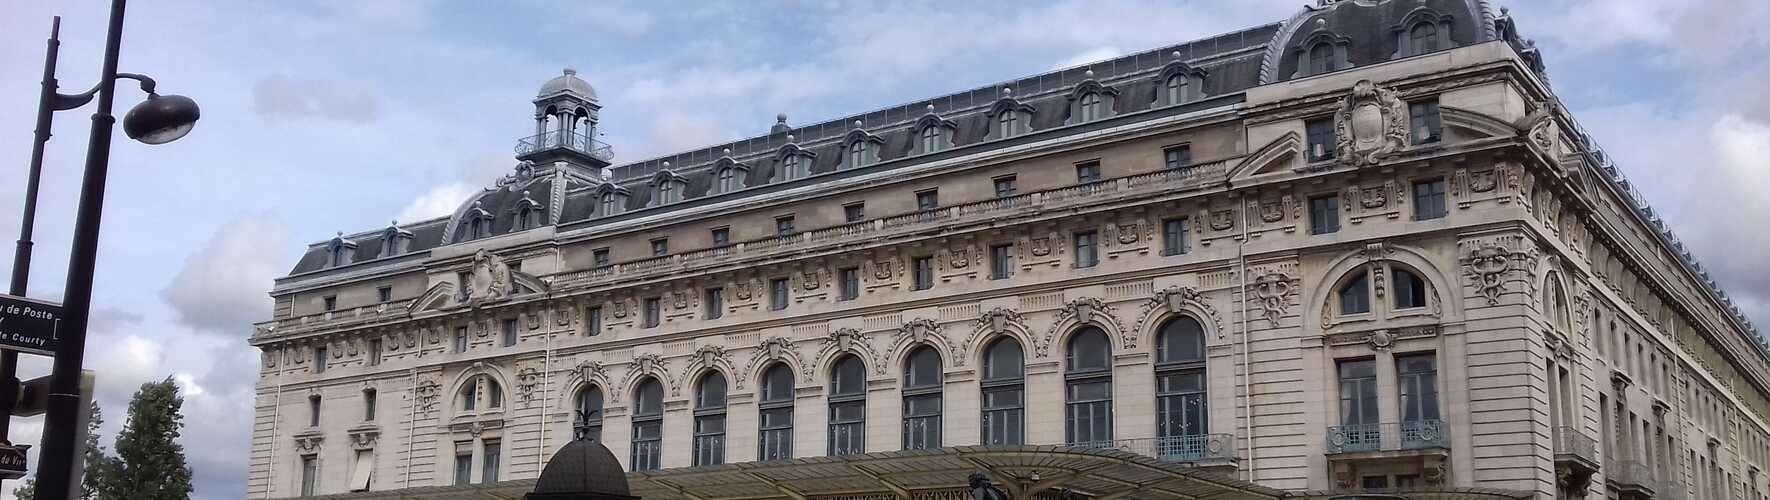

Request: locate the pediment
(1228, 131), (1304, 183)
(410, 281), (456, 313)
(1440, 106), (1517, 139)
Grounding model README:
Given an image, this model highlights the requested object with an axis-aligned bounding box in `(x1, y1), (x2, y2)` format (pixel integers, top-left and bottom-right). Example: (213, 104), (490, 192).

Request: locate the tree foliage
(12, 379), (191, 500)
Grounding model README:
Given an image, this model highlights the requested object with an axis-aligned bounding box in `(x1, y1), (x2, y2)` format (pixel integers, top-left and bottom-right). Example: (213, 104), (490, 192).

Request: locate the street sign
(0, 444), (26, 480)
(0, 293), (61, 356)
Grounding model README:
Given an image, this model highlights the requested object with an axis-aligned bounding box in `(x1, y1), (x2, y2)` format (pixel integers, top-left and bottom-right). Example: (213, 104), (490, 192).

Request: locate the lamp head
(124, 93), (200, 145)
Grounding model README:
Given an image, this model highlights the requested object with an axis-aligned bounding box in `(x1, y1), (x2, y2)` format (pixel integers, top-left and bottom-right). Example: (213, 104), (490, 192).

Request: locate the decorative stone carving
(612, 298), (631, 318)
(1460, 237), (1530, 306)
(1209, 210), (1234, 231)
(1250, 272), (1295, 328)
(949, 247), (971, 269)
(576, 360), (606, 385)
(873, 260), (894, 280)
(1469, 170), (1497, 192)
(1360, 186), (1387, 209)
(1040, 297), (1127, 356)
(819, 328), (885, 375)
(1029, 237), (1052, 257)
(742, 337), (809, 386)
(413, 379), (441, 414)
(466, 249), (512, 305)
(515, 366), (542, 404)
(1139, 286), (1224, 339)
(294, 432), (324, 454)
(1260, 202), (1284, 223)
(671, 290), (689, 310)
(1334, 79), (1409, 168)
(621, 353), (678, 395)
(1116, 224), (1139, 244)
(347, 426), (380, 449)
(962, 307), (1026, 360)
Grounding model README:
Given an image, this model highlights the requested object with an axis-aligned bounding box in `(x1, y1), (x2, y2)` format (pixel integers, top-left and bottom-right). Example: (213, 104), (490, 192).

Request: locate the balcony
(1070, 434), (1238, 468)
(1327, 420), (1448, 454)
(514, 130), (614, 163)
(1608, 460), (1656, 500)
(1553, 426), (1600, 494)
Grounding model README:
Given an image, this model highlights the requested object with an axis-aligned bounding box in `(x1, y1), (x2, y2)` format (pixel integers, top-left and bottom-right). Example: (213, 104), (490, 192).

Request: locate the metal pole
(1, 15), (64, 448)
(37, 0), (126, 498)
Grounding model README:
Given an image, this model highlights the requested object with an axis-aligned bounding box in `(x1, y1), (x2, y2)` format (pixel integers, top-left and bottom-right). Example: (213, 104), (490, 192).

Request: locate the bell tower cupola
(517, 68), (613, 168)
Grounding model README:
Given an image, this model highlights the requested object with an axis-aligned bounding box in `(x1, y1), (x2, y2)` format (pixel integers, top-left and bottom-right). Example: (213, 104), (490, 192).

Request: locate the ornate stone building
(247, 1), (1770, 499)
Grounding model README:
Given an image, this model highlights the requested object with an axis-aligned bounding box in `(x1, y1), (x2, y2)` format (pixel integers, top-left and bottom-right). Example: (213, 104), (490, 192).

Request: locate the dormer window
(599, 193), (618, 214)
(1078, 93), (1102, 122)
(513, 191), (543, 231)
(380, 223), (412, 258)
(325, 233), (358, 267)
(1154, 55), (1207, 107)
(594, 184), (629, 217)
(717, 167), (738, 193)
(1410, 22), (1439, 54)
(1166, 76), (1186, 105)
(657, 182), (678, 204)
(782, 155), (804, 180)
(920, 126), (941, 153)
(774, 142), (816, 182)
(1309, 43), (1336, 74)
(840, 126), (884, 170)
(651, 168), (688, 206)
(999, 112), (1020, 138)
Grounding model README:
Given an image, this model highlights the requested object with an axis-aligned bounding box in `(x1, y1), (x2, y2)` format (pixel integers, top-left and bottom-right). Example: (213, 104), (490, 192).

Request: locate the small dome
(533, 439), (630, 497)
(539, 68), (598, 101)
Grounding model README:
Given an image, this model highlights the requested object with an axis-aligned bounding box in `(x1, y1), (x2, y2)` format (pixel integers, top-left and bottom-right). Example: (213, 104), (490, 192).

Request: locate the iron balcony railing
(1068, 434), (1237, 464)
(1326, 420), (1448, 453)
(515, 130), (615, 162)
(1552, 426), (1599, 464)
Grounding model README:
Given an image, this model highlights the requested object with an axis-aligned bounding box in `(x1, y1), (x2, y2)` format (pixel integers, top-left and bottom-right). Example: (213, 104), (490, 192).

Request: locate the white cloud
(160, 215), (291, 334)
(1052, 46), (1123, 71)
(252, 74), (382, 124)
(396, 182), (478, 223)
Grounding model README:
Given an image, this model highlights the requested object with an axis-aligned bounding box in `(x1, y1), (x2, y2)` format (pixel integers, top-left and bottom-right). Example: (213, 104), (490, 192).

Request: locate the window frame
(769, 278), (790, 311)
(981, 337), (1026, 446)
(1306, 118), (1337, 162)
(631, 378), (665, 471)
(649, 238), (669, 257)
(1409, 99), (1442, 145)
(1155, 317), (1209, 442)
(775, 215), (797, 236)
(693, 372), (729, 466)
(1412, 177), (1447, 220)
(705, 287), (725, 319)
(1162, 218), (1190, 256)
(758, 363), (796, 461)
(1064, 327), (1114, 446)
(843, 202), (865, 223)
(912, 256), (935, 291)
(838, 267), (861, 301)
(1075, 161), (1102, 184)
(989, 244), (1015, 280)
(1163, 145), (1193, 171)
(1073, 231), (1099, 268)
(915, 189), (939, 211)
(993, 175), (1018, 198)
(642, 297), (661, 328)
(828, 355), (868, 456)
(902, 345), (944, 450)
(1310, 194), (1341, 235)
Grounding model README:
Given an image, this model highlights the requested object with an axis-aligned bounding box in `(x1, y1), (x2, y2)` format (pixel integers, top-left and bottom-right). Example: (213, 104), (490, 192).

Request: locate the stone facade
(248, 3), (1770, 500)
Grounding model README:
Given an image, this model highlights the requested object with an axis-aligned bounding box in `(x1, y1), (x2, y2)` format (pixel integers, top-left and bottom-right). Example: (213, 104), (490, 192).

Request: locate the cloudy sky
(0, 0), (1766, 498)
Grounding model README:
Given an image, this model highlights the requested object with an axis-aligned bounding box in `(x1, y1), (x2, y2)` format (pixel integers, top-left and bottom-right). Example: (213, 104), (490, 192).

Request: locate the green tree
(12, 401), (115, 500)
(109, 378), (191, 500)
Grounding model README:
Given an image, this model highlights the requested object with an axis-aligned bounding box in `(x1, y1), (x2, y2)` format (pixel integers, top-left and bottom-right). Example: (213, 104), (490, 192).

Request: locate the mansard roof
(1259, 0), (1498, 84)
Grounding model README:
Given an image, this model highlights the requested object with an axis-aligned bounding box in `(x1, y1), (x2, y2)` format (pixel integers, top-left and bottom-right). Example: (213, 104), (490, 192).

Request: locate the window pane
(831, 355), (866, 395)
(1339, 272), (1371, 314)
(1157, 317), (1206, 363)
(983, 338), (1024, 381)
(1311, 195), (1341, 234)
(1413, 178), (1446, 220)
(1393, 268), (1428, 309)
(1066, 328), (1111, 372)
(1306, 118), (1336, 160)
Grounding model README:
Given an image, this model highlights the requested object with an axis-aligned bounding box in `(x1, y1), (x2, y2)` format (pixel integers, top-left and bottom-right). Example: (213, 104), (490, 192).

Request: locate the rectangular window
(770, 278), (790, 311)
(632, 419), (662, 470)
(323, 295), (337, 312)
(990, 244), (1015, 280)
(759, 406), (794, 461)
(838, 267), (860, 301)
(1073, 231), (1099, 268)
(364, 390), (377, 421)
(1310, 195), (1341, 234)
(1338, 359), (1379, 424)
(775, 215), (796, 236)
(501, 318), (518, 347)
(916, 189), (939, 210)
(586, 307), (602, 336)
(912, 256), (935, 291)
(1413, 178), (1447, 220)
(376, 286), (391, 303)
(367, 339), (382, 367)
(1162, 218), (1190, 256)
(844, 202), (865, 223)
(643, 298), (661, 328)
(1306, 118), (1336, 161)
(592, 248), (610, 269)
(1409, 99), (1442, 145)
(829, 400), (866, 455)
(982, 384), (1024, 446)
(711, 227), (729, 246)
(1064, 378), (1112, 446)
(993, 176), (1018, 198)
(1397, 353), (1440, 422)
(453, 327), (468, 353)
(453, 451), (472, 486)
(650, 238), (668, 257)
(903, 393), (942, 450)
(302, 455), (320, 495)
(481, 440), (500, 484)
(1164, 145), (1192, 170)
(314, 346), (328, 373)
(694, 412), (727, 466)
(1075, 161), (1102, 184)
(309, 396), (322, 427)
(705, 288), (724, 319)
(349, 450), (372, 492)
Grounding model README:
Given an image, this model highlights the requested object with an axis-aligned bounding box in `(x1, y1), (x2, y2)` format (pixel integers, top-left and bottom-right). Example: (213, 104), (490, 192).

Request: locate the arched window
(980, 337), (1025, 445)
(459, 375), (503, 412)
(828, 355), (867, 455)
(1079, 92), (1102, 122)
(1547, 275), (1572, 331)
(902, 346), (943, 449)
(1155, 317), (1208, 459)
(848, 141), (869, 168)
(759, 363), (795, 460)
(1309, 43), (1336, 75)
(693, 372), (728, 466)
(1339, 272), (1372, 315)
(998, 112), (1019, 138)
(921, 125), (943, 153)
(1065, 327), (1113, 446)
(598, 193), (617, 215)
(717, 168), (737, 193)
(1410, 22), (1439, 55)
(656, 181), (679, 205)
(516, 205), (540, 230)
(782, 155), (803, 180)
(1393, 268), (1428, 310)
(574, 386), (604, 441)
(631, 378), (664, 470)
(1166, 75), (1186, 105)
(468, 217), (488, 240)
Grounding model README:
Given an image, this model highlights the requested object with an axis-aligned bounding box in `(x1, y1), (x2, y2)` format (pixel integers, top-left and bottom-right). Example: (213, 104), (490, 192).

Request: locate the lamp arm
(51, 72), (157, 111)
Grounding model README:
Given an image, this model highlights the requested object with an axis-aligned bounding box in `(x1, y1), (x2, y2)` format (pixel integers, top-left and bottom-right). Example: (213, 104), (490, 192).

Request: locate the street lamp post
(23, 1), (200, 499)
